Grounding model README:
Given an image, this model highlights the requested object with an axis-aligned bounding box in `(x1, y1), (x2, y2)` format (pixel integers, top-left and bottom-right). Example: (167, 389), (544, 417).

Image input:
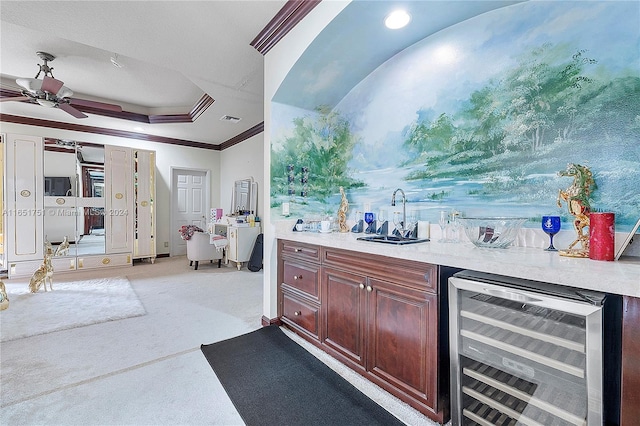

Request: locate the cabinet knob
(366, 285), (373, 292)
(294, 248), (302, 252)
(293, 275), (302, 280)
(294, 311), (301, 316)
(359, 283), (365, 289)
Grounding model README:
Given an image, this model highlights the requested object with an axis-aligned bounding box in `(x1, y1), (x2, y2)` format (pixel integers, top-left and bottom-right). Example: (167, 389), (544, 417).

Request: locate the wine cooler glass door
(449, 272), (605, 426)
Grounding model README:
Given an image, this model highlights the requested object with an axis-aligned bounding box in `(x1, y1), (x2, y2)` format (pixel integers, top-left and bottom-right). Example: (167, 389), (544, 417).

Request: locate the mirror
(76, 142), (105, 256)
(231, 177), (257, 216)
(43, 140), (78, 258)
(43, 139), (105, 258)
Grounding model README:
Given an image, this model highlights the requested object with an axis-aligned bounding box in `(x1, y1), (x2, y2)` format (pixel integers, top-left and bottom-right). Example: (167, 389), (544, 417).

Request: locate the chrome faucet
(391, 188), (406, 235)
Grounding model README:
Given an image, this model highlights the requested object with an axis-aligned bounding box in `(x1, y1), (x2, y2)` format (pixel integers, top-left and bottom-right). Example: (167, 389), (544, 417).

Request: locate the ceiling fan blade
(70, 98), (122, 112)
(58, 103), (88, 119)
(0, 96), (30, 102)
(41, 76), (64, 95)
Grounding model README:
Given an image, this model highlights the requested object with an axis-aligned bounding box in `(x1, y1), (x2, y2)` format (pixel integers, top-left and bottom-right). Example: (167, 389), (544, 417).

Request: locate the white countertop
(276, 227), (640, 298)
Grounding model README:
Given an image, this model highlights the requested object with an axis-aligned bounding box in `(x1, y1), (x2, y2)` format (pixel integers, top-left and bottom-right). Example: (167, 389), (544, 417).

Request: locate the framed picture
(615, 218), (640, 261)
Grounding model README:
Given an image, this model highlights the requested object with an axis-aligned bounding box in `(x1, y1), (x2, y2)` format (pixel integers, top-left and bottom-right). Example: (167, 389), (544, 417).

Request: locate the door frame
(169, 167), (211, 257)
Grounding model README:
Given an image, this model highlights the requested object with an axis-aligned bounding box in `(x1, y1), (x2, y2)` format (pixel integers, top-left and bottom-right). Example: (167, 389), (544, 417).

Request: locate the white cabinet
(133, 149), (156, 262)
(105, 145), (133, 254)
(5, 134), (43, 263)
(227, 225), (261, 270)
(1, 135), (155, 278)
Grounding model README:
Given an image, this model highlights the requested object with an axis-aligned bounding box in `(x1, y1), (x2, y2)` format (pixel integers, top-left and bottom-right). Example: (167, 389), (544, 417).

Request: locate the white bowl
(458, 217), (528, 248)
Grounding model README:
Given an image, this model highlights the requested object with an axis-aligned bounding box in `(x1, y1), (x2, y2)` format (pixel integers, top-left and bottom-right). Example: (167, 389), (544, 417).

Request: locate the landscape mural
(271, 1), (640, 231)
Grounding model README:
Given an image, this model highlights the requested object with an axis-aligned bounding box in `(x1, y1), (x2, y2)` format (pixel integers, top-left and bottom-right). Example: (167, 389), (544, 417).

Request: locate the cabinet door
(322, 267), (367, 369)
(5, 134), (43, 261)
(622, 296), (640, 424)
(367, 277), (438, 409)
(105, 145), (133, 254)
(228, 226), (260, 263)
(133, 149), (155, 259)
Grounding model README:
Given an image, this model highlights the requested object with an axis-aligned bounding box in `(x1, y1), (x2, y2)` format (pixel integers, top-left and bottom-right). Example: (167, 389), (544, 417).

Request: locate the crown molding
(0, 88), (214, 124)
(251, 0), (321, 55)
(0, 114), (265, 151)
(219, 122), (264, 150)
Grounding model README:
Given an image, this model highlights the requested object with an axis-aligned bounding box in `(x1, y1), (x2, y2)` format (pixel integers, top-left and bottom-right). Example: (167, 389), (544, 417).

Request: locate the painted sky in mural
(271, 1), (639, 230)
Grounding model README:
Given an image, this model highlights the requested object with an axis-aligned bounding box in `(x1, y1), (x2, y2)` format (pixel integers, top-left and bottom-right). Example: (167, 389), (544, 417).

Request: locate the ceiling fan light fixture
(36, 98), (57, 108)
(16, 77), (42, 93)
(56, 86), (73, 99)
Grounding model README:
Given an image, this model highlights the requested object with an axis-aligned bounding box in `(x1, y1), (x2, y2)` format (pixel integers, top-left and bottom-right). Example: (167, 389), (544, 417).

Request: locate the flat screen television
(44, 176), (72, 196)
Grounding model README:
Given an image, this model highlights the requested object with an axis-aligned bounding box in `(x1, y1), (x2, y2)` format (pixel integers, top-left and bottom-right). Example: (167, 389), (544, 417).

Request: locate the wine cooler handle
(484, 288), (542, 303)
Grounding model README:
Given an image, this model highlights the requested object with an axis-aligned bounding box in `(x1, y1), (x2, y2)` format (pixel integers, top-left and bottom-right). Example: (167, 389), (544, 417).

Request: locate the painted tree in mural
(404, 42), (639, 174)
(271, 106), (362, 201)
(401, 42), (640, 222)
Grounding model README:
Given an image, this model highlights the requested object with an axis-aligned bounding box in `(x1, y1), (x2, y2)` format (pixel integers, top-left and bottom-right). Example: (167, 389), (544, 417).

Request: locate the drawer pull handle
(294, 248), (302, 252)
(366, 285), (373, 292)
(293, 275), (302, 280)
(359, 283), (365, 289)
(294, 311), (302, 316)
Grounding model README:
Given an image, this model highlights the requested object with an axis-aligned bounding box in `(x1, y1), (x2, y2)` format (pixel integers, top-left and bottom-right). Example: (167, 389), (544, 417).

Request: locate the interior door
(171, 168), (209, 256)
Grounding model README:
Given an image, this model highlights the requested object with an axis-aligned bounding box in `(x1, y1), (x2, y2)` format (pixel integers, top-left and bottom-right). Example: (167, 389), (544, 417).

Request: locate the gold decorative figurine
(29, 243), (54, 293)
(0, 281), (8, 311)
(55, 235), (70, 256)
(337, 187), (350, 233)
(556, 163), (596, 258)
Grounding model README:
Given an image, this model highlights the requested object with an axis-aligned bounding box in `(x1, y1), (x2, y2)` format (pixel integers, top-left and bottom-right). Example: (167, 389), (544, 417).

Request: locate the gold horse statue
(556, 163), (596, 257)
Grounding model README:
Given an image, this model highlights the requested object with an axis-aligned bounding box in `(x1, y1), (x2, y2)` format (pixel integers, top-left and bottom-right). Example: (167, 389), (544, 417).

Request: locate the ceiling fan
(0, 51), (122, 118)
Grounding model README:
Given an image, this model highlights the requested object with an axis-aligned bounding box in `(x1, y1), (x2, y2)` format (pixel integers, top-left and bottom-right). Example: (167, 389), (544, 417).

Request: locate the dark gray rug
(201, 325), (404, 426)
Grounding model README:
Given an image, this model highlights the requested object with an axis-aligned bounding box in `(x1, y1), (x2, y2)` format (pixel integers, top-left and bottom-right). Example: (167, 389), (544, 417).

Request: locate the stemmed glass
(438, 210), (449, 242)
(364, 212), (375, 234)
(405, 210), (417, 237)
(541, 215), (561, 251)
(377, 209), (388, 235)
(393, 211), (404, 236)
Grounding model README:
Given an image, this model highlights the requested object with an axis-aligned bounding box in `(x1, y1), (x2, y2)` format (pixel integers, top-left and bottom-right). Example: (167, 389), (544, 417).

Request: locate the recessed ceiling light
(385, 10), (411, 29)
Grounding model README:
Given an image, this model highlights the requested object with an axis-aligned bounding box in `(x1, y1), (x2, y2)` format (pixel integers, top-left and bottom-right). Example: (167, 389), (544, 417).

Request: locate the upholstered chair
(186, 232), (224, 270)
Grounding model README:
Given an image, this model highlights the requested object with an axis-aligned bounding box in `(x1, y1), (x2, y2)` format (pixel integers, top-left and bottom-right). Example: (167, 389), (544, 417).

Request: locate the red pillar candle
(589, 212), (615, 261)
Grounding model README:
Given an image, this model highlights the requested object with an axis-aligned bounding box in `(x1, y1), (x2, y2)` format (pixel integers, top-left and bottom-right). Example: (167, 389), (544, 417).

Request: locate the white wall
(263, 1), (351, 320)
(219, 133), (264, 219)
(0, 122), (221, 255)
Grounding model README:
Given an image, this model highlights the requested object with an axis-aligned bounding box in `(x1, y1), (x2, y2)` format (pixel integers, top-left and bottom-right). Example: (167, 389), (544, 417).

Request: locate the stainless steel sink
(356, 235), (430, 245)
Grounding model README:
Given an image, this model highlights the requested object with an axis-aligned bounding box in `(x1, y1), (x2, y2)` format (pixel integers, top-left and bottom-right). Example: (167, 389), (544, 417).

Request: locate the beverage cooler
(449, 270), (621, 426)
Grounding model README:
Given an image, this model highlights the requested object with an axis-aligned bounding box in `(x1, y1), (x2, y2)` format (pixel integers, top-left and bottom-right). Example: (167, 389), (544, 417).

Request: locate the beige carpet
(0, 277), (145, 342)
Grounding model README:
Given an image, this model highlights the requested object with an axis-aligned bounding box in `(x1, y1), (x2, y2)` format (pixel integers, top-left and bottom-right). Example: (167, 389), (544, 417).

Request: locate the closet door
(133, 149), (156, 261)
(5, 134), (43, 262)
(105, 145), (133, 254)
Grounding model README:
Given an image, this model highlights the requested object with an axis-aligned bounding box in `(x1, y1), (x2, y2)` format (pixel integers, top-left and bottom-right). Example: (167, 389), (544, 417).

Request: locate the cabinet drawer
(323, 247), (438, 293)
(77, 253), (132, 270)
(279, 240), (321, 262)
(282, 260), (320, 299)
(282, 292), (320, 339)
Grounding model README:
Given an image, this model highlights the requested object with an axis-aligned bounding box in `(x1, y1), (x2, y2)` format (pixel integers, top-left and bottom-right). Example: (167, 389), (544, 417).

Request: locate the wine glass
(392, 211), (404, 236)
(377, 209), (387, 235)
(405, 210), (417, 237)
(364, 212), (375, 234)
(438, 210), (449, 242)
(541, 215), (561, 251)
